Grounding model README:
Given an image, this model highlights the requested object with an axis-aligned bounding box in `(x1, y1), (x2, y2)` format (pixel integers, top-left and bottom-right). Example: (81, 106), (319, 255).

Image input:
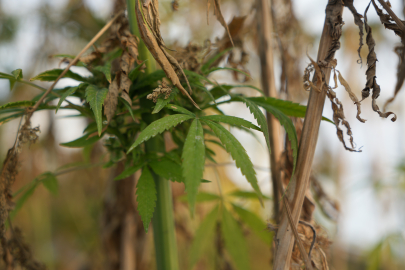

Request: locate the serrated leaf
(152, 88), (179, 114)
(60, 133), (102, 148)
(94, 62), (112, 82)
(232, 203), (271, 245)
(136, 167), (157, 233)
(189, 206), (219, 269)
(254, 101), (299, 182)
(165, 104), (195, 116)
(182, 119), (205, 214)
(30, 68), (86, 82)
(221, 207), (250, 270)
(203, 120), (263, 203)
(41, 172), (58, 195)
(149, 157), (183, 182)
(201, 115), (261, 131)
(209, 85), (233, 100)
(238, 96), (271, 152)
(0, 101), (35, 110)
(56, 86), (78, 112)
(11, 69), (23, 80)
(85, 85), (108, 136)
(115, 162), (145, 181)
(127, 114), (194, 153)
(248, 96), (333, 123)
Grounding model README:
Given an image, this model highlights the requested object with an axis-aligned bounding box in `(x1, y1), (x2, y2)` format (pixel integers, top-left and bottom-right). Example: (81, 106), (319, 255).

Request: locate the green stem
(127, 0), (156, 73)
(126, 1), (179, 269)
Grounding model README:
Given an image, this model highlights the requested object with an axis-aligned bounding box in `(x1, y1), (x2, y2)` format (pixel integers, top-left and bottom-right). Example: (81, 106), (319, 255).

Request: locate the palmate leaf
(231, 203), (271, 245)
(221, 207), (250, 270)
(127, 114), (194, 153)
(182, 119), (205, 214)
(85, 85), (108, 136)
(203, 120), (263, 203)
(200, 115), (261, 131)
(136, 167), (157, 233)
(189, 206), (219, 270)
(30, 68), (86, 82)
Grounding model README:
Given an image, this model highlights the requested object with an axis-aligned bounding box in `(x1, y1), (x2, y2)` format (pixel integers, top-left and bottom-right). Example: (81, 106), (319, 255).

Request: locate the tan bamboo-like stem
(273, 2), (344, 269)
(255, 0), (283, 222)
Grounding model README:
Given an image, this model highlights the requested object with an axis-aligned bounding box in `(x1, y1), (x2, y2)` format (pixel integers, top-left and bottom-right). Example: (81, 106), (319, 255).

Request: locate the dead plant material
(368, 0), (405, 111)
(2, 227), (47, 270)
(311, 177), (340, 221)
(363, 3), (397, 121)
(336, 70), (366, 122)
(147, 81), (172, 103)
(207, 16), (251, 82)
(304, 58), (361, 152)
(134, 0), (199, 108)
(173, 43), (203, 72)
(171, 0), (179, 11)
(207, 0), (234, 46)
(344, 0), (364, 64)
(105, 74), (120, 123)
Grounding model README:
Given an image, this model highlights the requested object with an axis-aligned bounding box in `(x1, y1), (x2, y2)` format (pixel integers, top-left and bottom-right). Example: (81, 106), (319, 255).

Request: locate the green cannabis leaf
(127, 114), (194, 153)
(203, 120), (263, 204)
(221, 207), (250, 270)
(200, 115), (261, 131)
(189, 206), (219, 269)
(136, 167), (157, 233)
(182, 119), (205, 214)
(85, 85), (108, 136)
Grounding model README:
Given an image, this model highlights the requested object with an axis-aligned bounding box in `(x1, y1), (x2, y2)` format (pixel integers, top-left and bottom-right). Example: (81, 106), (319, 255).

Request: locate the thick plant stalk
(255, 0), (283, 222)
(273, 2), (344, 269)
(127, 1), (180, 269)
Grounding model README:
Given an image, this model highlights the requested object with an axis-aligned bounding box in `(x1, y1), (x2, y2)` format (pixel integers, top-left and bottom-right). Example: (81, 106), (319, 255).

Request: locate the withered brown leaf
(135, 0), (199, 108)
(104, 75), (120, 123)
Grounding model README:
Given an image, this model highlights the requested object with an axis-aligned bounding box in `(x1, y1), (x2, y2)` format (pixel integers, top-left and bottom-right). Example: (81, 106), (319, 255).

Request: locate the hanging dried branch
(135, 0), (199, 108)
(344, 0), (364, 64)
(206, 0), (234, 46)
(368, 0), (405, 111)
(362, 3), (397, 121)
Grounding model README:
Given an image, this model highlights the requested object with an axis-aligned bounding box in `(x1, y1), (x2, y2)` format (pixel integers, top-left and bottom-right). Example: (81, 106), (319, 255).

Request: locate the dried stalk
(256, 0), (283, 222)
(256, 1), (313, 268)
(273, 1), (344, 269)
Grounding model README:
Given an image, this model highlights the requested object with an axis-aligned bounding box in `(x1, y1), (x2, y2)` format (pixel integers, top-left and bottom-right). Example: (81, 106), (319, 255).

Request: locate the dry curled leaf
(344, 0), (364, 64)
(336, 70), (366, 123)
(135, 0), (199, 108)
(363, 3), (397, 121)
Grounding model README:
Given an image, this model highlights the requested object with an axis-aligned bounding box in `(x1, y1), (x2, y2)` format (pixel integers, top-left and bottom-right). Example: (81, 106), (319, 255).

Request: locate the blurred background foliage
(1, 0), (405, 269)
